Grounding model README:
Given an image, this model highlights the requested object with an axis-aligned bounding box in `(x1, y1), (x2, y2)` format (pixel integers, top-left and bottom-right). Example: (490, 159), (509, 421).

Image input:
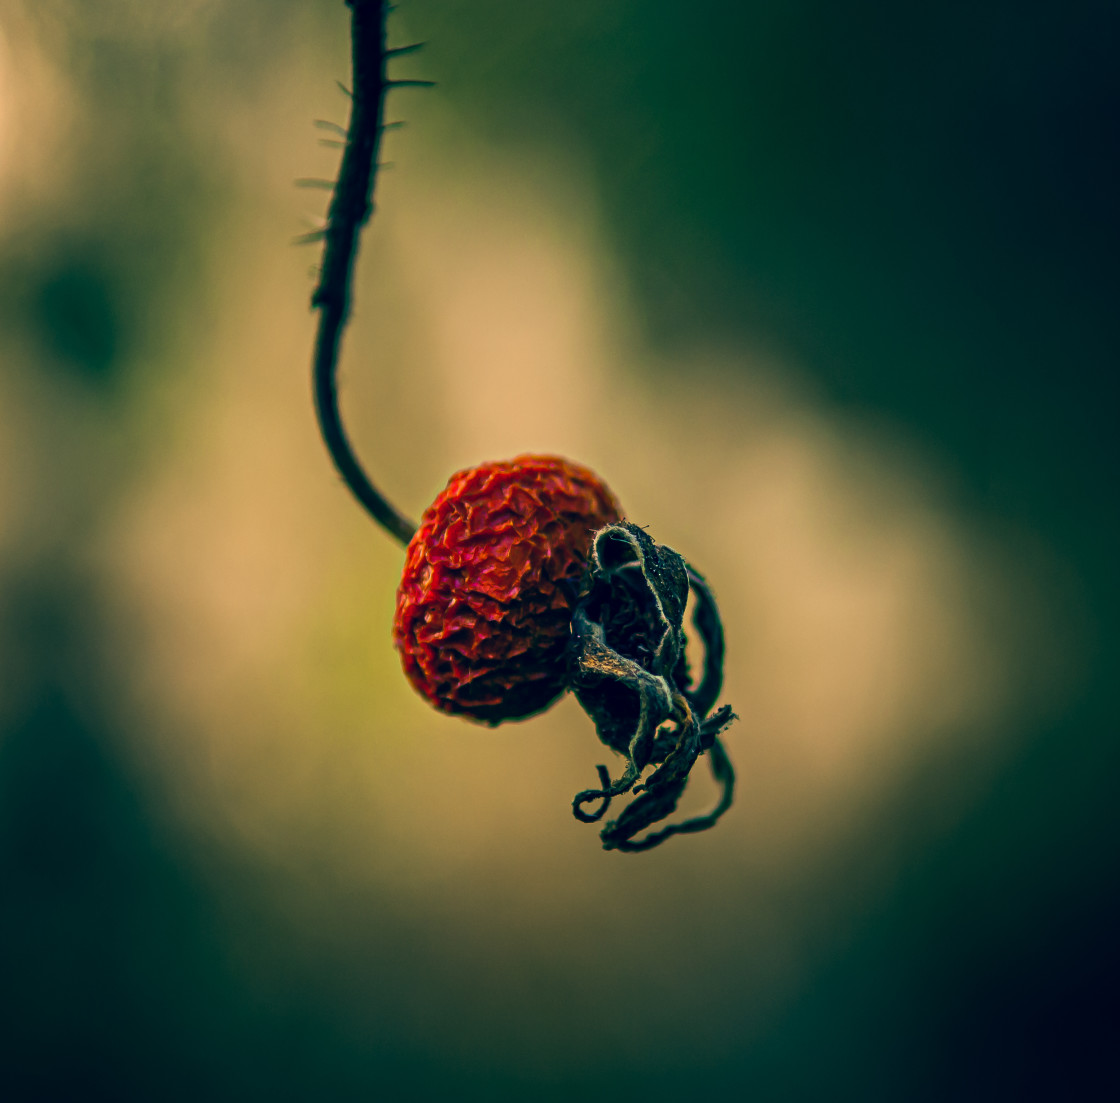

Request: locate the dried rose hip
(393, 454), (622, 724)
(310, 3), (736, 850)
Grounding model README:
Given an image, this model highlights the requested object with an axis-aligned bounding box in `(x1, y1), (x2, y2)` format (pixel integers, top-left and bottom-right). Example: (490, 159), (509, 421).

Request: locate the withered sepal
(568, 523), (737, 851)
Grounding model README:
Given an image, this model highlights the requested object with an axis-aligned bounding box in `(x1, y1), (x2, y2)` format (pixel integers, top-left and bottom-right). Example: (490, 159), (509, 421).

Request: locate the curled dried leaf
(568, 523), (737, 851)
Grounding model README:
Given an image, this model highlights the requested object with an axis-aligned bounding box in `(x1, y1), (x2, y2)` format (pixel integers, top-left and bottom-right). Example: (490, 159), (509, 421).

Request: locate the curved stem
(311, 0), (418, 547)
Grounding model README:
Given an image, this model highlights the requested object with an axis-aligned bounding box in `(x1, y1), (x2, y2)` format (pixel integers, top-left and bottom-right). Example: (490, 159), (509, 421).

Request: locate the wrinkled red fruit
(394, 455), (623, 724)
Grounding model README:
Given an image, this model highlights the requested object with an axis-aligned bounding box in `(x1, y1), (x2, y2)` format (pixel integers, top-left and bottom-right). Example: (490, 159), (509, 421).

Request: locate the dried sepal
(569, 523), (737, 851)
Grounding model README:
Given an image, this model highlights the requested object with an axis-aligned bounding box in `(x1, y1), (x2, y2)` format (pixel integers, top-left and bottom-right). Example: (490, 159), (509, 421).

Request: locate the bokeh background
(2, 1), (1117, 1099)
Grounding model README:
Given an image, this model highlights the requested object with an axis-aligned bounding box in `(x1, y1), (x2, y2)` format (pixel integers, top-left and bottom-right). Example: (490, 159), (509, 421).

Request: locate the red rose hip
(394, 454), (623, 724)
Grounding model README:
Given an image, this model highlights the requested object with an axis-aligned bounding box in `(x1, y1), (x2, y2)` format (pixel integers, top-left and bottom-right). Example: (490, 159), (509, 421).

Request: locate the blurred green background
(1, 1), (1116, 1099)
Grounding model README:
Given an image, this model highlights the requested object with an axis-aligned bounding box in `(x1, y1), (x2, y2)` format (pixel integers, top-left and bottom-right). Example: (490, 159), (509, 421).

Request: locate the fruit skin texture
(394, 455), (622, 724)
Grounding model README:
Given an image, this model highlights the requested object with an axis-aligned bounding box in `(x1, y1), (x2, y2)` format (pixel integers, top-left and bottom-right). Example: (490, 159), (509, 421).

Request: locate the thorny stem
(310, 0), (423, 547)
